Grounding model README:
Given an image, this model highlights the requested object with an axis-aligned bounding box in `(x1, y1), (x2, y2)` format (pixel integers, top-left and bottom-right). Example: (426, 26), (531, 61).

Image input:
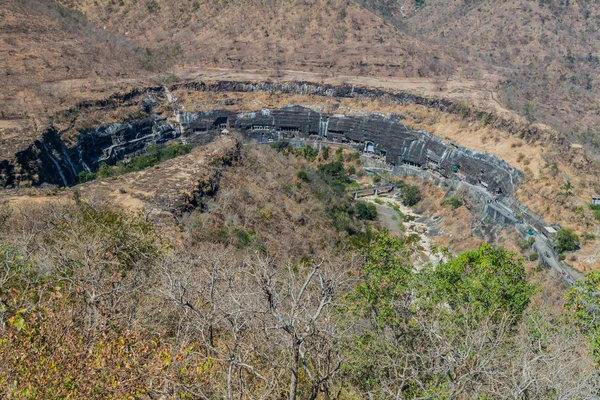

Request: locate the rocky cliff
(0, 103), (523, 198)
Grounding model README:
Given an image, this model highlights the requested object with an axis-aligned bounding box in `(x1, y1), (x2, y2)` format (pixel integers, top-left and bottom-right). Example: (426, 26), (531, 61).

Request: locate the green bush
(554, 228), (580, 253)
(444, 196), (463, 210)
(303, 146), (319, 161)
(356, 201), (378, 220)
(590, 204), (600, 221)
(147, 0), (159, 12)
(518, 239), (532, 252)
(78, 171), (97, 183)
(297, 170), (310, 182)
(401, 185), (422, 207)
(528, 253), (539, 262)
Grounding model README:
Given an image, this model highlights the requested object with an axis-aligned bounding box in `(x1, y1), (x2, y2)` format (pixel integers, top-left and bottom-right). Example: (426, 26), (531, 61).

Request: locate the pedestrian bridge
(349, 184), (395, 199)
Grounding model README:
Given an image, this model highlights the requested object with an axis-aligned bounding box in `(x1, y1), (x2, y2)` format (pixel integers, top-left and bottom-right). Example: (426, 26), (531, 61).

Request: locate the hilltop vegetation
(358, 0), (600, 151)
(0, 143), (598, 398)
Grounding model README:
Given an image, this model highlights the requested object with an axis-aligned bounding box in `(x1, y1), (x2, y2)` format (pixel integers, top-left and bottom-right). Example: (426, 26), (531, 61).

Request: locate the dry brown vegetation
(58, 0), (447, 77)
(1, 138), (598, 398)
(361, 0), (600, 153)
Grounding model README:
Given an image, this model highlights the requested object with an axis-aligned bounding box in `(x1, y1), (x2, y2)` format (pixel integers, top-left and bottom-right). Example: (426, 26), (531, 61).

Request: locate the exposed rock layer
(0, 105), (522, 199)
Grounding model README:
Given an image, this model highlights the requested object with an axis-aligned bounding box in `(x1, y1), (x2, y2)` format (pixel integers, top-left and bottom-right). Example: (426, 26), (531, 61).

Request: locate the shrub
(529, 253), (539, 262)
(78, 171), (97, 183)
(554, 228), (580, 253)
(518, 239), (532, 252)
(302, 145), (318, 161)
(401, 185), (422, 207)
(147, 0), (159, 12)
(590, 204), (600, 221)
(445, 196), (463, 209)
(356, 201), (377, 220)
(297, 170), (310, 182)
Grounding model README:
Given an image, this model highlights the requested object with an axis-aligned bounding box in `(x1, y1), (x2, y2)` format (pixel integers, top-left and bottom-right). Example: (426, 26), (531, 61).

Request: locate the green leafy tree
(401, 184), (422, 206)
(344, 232), (412, 328)
(338, 233), (414, 393)
(554, 228), (580, 253)
(422, 243), (537, 321)
(565, 271), (600, 365)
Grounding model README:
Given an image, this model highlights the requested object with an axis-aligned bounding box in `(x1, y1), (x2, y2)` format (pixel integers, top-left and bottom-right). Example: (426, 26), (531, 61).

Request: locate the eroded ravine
(0, 82), (586, 284)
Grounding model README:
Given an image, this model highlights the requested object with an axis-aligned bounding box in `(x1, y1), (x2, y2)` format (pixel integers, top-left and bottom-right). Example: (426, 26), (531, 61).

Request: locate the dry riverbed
(363, 193), (447, 268)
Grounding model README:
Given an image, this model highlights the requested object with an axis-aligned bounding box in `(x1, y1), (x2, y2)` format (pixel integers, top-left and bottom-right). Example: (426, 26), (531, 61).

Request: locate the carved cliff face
(0, 105), (522, 194)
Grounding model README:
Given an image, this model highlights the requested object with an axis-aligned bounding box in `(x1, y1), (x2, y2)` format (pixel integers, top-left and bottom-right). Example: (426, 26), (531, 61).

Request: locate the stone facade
(0, 106), (522, 195)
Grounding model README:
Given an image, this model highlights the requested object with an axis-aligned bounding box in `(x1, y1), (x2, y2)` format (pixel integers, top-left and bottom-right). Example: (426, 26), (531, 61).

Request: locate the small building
(592, 195), (600, 205)
(543, 226), (557, 239)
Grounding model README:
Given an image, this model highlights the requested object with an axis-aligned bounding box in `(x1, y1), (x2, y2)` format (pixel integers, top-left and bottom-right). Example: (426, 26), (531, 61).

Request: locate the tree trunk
(227, 362), (233, 400)
(289, 338), (300, 400)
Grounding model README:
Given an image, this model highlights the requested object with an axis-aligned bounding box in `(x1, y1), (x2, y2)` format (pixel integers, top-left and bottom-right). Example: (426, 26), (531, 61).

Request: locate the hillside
(57, 0), (448, 77)
(0, 0), (152, 115)
(3, 0), (600, 397)
(1, 135), (599, 398)
(357, 0), (600, 151)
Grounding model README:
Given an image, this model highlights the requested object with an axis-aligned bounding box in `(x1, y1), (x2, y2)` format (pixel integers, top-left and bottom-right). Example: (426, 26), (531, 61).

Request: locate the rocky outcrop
(0, 106), (523, 194)
(184, 105), (522, 196)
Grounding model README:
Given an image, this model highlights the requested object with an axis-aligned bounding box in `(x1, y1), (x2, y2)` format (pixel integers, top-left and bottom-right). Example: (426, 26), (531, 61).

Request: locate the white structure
(543, 226), (557, 239)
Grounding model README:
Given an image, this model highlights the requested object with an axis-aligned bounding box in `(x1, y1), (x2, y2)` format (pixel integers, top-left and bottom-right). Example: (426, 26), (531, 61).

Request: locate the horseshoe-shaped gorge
(0, 81), (582, 284)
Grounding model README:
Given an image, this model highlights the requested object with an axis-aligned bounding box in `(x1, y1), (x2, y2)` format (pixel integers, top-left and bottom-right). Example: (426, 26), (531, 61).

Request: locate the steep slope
(0, 0), (153, 116)
(0, 0), (165, 154)
(58, 0), (451, 77)
(357, 0), (600, 151)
